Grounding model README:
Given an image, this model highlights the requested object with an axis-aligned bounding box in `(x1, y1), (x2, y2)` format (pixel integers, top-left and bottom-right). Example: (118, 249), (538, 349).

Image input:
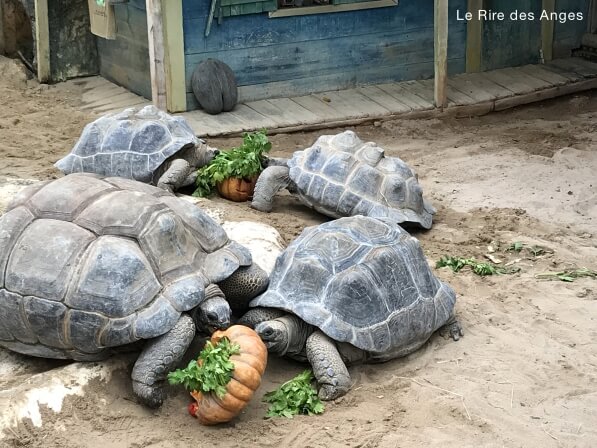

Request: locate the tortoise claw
(440, 318), (463, 341)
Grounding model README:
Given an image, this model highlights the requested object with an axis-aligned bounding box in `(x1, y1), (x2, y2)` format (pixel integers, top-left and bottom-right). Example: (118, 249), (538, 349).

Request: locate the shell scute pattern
(287, 131), (435, 229)
(250, 216), (457, 354)
(0, 174), (245, 359)
(55, 106), (198, 183)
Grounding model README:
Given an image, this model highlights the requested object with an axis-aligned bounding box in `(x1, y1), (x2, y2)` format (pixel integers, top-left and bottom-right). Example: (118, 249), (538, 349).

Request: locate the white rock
(0, 353), (126, 436)
(222, 221), (285, 274)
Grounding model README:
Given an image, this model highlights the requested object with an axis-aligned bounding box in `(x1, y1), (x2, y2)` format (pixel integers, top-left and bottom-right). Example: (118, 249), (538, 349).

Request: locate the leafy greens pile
(167, 337), (240, 398)
(263, 370), (324, 418)
(436, 255), (518, 276)
(193, 130), (271, 197)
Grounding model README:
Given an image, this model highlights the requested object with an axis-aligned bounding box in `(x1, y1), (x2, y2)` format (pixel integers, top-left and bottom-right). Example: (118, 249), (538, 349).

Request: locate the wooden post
(34, 0), (51, 82)
(466, 0), (483, 72)
(162, 0), (187, 112)
(541, 0), (555, 62)
(0, 0), (5, 55)
(434, 0), (449, 109)
(146, 0), (167, 110)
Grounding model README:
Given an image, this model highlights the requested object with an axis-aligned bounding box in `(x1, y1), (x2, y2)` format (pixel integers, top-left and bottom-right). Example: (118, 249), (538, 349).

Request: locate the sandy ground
(0, 55), (596, 447)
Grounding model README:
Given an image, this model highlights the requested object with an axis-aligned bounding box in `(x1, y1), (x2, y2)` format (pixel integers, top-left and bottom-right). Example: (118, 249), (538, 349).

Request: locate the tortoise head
(191, 140), (219, 168)
(193, 296), (231, 334)
(255, 319), (289, 356)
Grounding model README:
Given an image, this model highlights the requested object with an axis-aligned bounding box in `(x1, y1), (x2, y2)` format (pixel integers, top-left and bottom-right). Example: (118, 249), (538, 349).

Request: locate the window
(206, 0), (397, 34)
(271, 0), (398, 17)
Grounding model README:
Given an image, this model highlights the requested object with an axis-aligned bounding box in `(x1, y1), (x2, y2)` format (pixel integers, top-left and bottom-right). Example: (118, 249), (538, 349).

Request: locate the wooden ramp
(74, 77), (151, 114)
(75, 57), (597, 136)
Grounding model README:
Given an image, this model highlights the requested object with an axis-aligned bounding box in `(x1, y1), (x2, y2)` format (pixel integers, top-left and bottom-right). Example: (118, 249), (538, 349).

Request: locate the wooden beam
(434, 0), (449, 108)
(466, 0), (483, 72)
(541, 0), (555, 62)
(0, 0), (5, 55)
(162, 0), (186, 112)
(34, 0), (50, 82)
(146, 0), (167, 110)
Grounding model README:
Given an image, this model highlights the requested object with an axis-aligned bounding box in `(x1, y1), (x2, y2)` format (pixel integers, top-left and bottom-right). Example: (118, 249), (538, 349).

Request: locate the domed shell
(54, 105), (198, 183)
(249, 216), (456, 354)
(287, 131), (435, 229)
(0, 174), (251, 360)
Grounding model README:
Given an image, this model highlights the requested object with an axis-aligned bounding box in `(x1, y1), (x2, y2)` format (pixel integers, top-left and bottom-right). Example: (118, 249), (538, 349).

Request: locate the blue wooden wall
(480, 0), (591, 71)
(92, 0), (591, 110)
(481, 0), (543, 70)
(553, 0), (591, 58)
(96, 0), (151, 100)
(182, 0), (468, 109)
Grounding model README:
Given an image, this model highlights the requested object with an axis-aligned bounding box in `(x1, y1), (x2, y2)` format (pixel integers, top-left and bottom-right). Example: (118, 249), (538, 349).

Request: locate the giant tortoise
(0, 174), (268, 407)
(251, 130), (436, 229)
(240, 215), (461, 400)
(54, 105), (217, 192)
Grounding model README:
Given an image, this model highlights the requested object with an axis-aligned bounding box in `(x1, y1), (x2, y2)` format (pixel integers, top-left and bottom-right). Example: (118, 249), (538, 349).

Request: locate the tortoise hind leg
(306, 330), (351, 401)
(251, 166), (290, 212)
(131, 314), (195, 408)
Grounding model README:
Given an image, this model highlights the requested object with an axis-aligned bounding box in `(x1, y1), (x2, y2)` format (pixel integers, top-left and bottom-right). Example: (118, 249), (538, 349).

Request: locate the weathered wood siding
(182, 0), (468, 109)
(481, 0), (543, 70)
(48, 0), (98, 81)
(553, 0), (591, 58)
(96, 0), (151, 100)
(480, 0), (590, 70)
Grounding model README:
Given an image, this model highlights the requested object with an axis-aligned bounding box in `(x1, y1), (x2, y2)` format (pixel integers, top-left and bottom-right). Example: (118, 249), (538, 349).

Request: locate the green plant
(436, 256), (519, 276)
(263, 370), (325, 418)
(535, 268), (597, 282)
(507, 242), (524, 252)
(193, 130), (272, 197)
(167, 337), (240, 398)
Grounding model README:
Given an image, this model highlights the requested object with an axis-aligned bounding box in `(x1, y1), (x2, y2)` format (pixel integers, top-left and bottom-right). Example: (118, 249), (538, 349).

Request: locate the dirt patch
(1, 56), (596, 447)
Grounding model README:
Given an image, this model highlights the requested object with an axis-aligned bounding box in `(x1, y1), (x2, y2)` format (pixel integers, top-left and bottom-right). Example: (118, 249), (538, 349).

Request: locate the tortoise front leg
(131, 314), (195, 408)
(251, 166), (290, 212)
(306, 330), (351, 401)
(182, 170), (198, 188)
(157, 158), (192, 192)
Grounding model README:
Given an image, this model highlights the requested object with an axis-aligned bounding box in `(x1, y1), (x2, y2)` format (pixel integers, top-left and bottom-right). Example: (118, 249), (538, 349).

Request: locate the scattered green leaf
(507, 241), (524, 252)
(535, 268), (597, 283)
(193, 130), (272, 197)
(436, 255), (519, 276)
(167, 337), (240, 397)
(263, 370), (324, 418)
(528, 245), (546, 257)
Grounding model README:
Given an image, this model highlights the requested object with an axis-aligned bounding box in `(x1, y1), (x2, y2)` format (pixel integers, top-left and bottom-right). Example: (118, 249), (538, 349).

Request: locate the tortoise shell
(54, 105), (198, 183)
(249, 216), (456, 354)
(0, 174), (251, 360)
(287, 131), (436, 229)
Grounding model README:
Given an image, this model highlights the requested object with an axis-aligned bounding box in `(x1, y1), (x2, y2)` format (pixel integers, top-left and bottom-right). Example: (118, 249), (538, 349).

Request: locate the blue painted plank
(183, 0), (467, 54)
(481, 0), (542, 70)
(181, 0), (467, 109)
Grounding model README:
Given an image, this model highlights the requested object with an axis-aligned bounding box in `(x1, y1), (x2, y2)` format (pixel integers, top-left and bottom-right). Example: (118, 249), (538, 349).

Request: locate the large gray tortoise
(240, 215), (461, 400)
(54, 105), (217, 192)
(0, 173), (268, 407)
(251, 130), (436, 229)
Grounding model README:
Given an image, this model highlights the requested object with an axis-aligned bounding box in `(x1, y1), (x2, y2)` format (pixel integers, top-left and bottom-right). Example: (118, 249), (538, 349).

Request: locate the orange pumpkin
(189, 325), (267, 425)
(216, 175), (259, 202)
